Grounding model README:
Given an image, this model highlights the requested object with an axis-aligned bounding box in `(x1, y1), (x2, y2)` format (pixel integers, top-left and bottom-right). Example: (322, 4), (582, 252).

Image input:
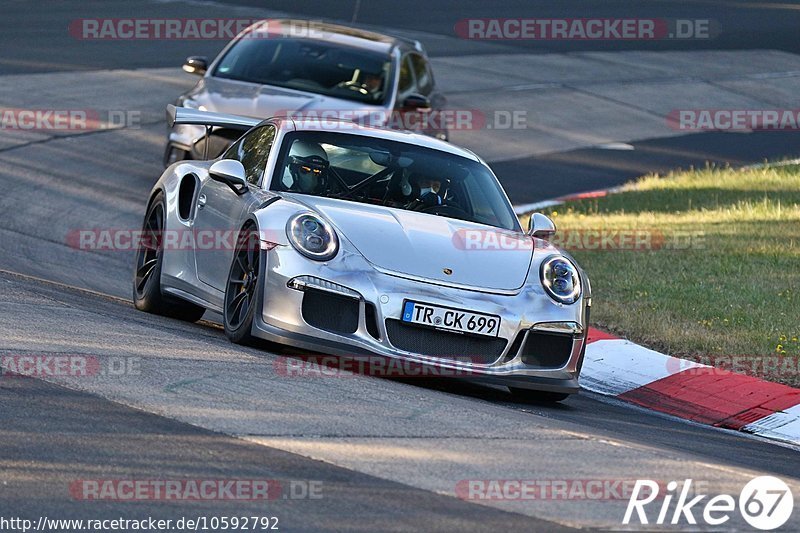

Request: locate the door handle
(197, 194), (207, 209)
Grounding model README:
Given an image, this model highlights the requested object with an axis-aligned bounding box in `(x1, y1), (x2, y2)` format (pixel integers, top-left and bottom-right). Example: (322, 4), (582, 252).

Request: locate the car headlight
(540, 255), (581, 304)
(286, 213), (338, 261)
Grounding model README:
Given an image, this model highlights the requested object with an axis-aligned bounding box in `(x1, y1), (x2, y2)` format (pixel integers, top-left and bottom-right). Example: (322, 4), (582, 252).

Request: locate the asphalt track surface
(3, 0), (800, 203)
(2, 363), (558, 531)
(495, 130), (800, 203)
(4, 0), (800, 75)
(1, 0), (799, 531)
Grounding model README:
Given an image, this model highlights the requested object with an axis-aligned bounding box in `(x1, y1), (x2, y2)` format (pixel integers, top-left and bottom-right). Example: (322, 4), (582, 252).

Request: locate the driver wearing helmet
(411, 174), (446, 207)
(283, 140), (329, 194)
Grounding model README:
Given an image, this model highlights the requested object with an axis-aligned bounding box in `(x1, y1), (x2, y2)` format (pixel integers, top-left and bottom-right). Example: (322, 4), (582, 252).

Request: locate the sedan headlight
(540, 255), (581, 304)
(286, 213), (338, 261)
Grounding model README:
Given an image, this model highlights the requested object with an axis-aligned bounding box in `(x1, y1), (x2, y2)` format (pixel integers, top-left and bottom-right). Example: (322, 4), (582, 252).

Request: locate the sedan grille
(385, 319), (507, 365)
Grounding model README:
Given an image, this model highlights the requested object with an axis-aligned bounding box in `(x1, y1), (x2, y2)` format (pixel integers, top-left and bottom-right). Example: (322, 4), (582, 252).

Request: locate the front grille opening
(301, 289), (359, 334)
(365, 302), (381, 340)
(385, 319), (507, 365)
(521, 331), (573, 368)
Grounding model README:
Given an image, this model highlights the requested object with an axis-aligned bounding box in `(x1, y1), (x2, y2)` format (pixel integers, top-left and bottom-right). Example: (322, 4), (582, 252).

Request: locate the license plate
(401, 300), (501, 337)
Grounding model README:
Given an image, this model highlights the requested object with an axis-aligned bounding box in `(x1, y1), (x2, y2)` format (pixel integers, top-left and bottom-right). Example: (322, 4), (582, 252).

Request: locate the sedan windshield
(271, 131), (521, 232)
(213, 38), (392, 105)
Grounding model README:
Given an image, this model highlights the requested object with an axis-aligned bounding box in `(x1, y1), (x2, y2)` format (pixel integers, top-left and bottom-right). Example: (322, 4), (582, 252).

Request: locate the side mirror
(182, 56), (208, 76)
(527, 212), (556, 239)
(402, 93), (431, 110)
(209, 159), (248, 195)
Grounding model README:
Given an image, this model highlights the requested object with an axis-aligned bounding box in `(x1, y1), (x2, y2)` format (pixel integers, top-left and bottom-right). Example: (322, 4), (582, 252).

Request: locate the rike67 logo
(624, 476), (793, 530)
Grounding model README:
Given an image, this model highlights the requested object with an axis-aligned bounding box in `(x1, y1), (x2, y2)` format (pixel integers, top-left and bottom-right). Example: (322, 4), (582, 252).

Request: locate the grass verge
(524, 163), (800, 386)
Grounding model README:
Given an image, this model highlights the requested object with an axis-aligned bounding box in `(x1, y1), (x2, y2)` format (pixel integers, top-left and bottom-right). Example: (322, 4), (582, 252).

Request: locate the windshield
(213, 38), (392, 105)
(271, 131), (521, 231)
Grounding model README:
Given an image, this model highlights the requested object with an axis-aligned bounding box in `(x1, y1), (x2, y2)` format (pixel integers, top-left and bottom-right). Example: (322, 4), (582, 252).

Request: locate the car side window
(222, 125), (276, 185)
(222, 136), (244, 162)
(397, 55), (414, 96)
(409, 53), (433, 95)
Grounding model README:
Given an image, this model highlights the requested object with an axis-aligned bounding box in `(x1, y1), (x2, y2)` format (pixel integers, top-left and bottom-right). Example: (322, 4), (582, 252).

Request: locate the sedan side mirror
(402, 93), (431, 110)
(182, 56), (208, 76)
(527, 212), (556, 239)
(209, 159), (248, 195)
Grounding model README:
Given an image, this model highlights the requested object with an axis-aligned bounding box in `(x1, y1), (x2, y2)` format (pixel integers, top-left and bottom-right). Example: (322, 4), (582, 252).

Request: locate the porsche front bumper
(250, 245), (588, 394)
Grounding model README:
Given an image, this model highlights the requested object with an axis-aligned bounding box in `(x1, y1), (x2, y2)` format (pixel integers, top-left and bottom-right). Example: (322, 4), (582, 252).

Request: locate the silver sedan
(166, 19), (448, 165)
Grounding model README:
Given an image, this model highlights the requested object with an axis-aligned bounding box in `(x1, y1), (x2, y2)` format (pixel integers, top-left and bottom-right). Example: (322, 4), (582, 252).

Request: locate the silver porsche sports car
(134, 105), (591, 402)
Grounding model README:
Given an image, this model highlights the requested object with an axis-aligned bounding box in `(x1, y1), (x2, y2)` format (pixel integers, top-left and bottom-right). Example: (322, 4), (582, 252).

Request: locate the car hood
(185, 77), (384, 120)
(289, 195), (533, 292)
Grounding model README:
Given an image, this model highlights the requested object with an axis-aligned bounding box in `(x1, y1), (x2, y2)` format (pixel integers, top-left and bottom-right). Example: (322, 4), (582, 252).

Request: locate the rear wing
(166, 104), (263, 159)
(166, 104), (261, 131)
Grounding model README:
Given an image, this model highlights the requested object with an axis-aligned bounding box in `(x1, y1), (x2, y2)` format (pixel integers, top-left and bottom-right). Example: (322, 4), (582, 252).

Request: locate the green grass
(523, 163), (800, 385)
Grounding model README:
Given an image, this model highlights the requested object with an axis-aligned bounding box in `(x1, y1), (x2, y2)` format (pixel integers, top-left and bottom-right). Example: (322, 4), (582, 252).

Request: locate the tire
(133, 191), (206, 322)
(223, 223), (262, 345)
(509, 388), (571, 403)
